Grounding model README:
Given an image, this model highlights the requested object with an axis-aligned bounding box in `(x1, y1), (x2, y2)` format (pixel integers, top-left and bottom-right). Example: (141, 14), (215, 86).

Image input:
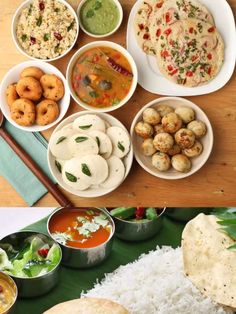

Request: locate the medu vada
(20, 67), (45, 80)
(40, 74), (64, 101)
(6, 84), (19, 107)
(11, 98), (36, 126)
(36, 99), (59, 126)
(16, 77), (42, 101)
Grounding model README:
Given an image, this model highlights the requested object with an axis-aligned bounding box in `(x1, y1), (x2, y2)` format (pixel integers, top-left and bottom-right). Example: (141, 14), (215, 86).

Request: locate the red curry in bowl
(48, 208), (113, 249)
(71, 46), (133, 109)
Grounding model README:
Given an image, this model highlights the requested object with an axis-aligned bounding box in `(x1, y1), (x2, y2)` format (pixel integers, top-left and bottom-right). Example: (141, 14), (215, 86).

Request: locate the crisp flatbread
(150, 0), (214, 46)
(134, 0), (165, 56)
(182, 214), (236, 309)
(43, 298), (130, 314)
(155, 18), (224, 86)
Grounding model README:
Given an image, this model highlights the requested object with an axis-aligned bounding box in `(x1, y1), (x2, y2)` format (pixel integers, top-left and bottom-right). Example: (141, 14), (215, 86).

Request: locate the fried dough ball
(171, 154), (191, 173)
(6, 84), (19, 107)
(36, 99), (59, 126)
(143, 108), (161, 125)
(175, 107), (195, 124)
(154, 124), (165, 135)
(162, 113), (182, 133)
(187, 120), (207, 138)
(182, 140), (203, 158)
(11, 98), (36, 126)
(141, 138), (156, 156)
(167, 144), (181, 156)
(40, 74), (64, 101)
(155, 104), (174, 117)
(175, 128), (195, 149)
(152, 152), (171, 171)
(16, 77), (42, 101)
(153, 133), (174, 153)
(20, 67), (45, 80)
(135, 121), (154, 139)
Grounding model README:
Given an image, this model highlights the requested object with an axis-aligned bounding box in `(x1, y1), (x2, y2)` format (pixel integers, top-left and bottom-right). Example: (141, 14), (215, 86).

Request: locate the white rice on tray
(84, 247), (233, 314)
(16, 0), (77, 59)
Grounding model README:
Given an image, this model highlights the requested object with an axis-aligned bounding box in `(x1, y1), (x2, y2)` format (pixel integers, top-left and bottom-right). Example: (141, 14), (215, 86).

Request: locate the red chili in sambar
(71, 47), (133, 108)
(49, 208), (112, 249)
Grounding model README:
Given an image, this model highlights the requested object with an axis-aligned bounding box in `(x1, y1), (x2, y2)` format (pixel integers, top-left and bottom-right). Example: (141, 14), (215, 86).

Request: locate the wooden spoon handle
(0, 128), (72, 207)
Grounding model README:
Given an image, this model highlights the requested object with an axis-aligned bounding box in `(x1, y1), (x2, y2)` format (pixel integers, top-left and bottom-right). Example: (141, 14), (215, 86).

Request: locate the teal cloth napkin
(0, 122), (55, 206)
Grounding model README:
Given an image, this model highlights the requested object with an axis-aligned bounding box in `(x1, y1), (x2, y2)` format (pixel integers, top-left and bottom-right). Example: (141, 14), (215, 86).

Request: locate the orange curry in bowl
(71, 47), (133, 108)
(49, 208), (113, 249)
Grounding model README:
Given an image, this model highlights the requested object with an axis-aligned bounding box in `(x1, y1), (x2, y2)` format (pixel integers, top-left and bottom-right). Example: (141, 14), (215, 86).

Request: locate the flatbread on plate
(43, 298), (129, 314)
(182, 214), (236, 309)
(150, 0), (214, 46)
(134, 0), (164, 56)
(155, 19), (224, 86)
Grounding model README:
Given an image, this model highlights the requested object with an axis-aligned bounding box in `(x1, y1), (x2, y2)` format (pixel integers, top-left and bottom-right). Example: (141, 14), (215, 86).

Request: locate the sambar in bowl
(47, 207), (115, 268)
(66, 41), (138, 112)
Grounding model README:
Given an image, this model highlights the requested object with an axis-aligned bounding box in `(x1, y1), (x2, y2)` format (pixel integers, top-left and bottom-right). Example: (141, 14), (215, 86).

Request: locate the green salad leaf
(213, 208), (236, 250)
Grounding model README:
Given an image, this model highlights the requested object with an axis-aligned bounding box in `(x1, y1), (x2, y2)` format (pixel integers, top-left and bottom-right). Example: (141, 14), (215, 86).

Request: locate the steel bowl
(165, 208), (212, 222)
(0, 231), (62, 298)
(0, 272), (17, 314)
(47, 207), (115, 269)
(107, 207), (166, 242)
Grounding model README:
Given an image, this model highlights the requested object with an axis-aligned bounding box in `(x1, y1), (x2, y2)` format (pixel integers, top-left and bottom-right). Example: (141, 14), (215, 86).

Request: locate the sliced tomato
(165, 12), (171, 23)
(161, 50), (170, 58)
(143, 33), (150, 40)
(156, 28), (161, 37)
(138, 23), (144, 30)
(207, 53), (212, 60)
(167, 65), (173, 71)
(191, 55), (198, 61)
(156, 1), (164, 8)
(170, 69), (178, 76)
(186, 71), (193, 77)
(208, 27), (215, 33)
(164, 28), (172, 36)
(189, 27), (194, 34)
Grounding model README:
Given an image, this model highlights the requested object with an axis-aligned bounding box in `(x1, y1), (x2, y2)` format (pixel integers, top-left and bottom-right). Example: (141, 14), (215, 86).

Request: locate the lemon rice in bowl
(12, 0), (79, 61)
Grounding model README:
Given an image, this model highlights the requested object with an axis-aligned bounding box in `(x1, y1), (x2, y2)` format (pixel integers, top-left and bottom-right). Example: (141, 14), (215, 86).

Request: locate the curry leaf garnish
(75, 136), (88, 143)
(56, 136), (67, 144)
(21, 34), (27, 42)
(89, 91), (98, 98)
(55, 160), (62, 173)
(79, 124), (92, 130)
(96, 136), (100, 147)
(117, 141), (125, 152)
(65, 172), (77, 182)
(44, 33), (50, 41)
(67, 21), (74, 31)
(81, 163), (91, 177)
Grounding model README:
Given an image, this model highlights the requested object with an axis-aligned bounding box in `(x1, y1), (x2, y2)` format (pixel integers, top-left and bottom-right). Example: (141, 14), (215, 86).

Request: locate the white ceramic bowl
(0, 60), (71, 132)
(66, 41), (138, 113)
(77, 0), (123, 38)
(130, 97), (214, 180)
(47, 111), (134, 197)
(11, 0), (79, 62)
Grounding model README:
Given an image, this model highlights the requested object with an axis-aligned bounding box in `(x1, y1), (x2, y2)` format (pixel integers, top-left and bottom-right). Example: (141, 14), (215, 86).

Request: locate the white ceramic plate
(48, 112), (133, 198)
(0, 60), (71, 132)
(130, 97), (214, 180)
(66, 41), (138, 113)
(11, 0), (79, 62)
(127, 0), (236, 96)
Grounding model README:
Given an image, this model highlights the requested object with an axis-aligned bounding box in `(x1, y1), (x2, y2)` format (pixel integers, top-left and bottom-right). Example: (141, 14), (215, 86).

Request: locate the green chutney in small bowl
(78, 0), (123, 37)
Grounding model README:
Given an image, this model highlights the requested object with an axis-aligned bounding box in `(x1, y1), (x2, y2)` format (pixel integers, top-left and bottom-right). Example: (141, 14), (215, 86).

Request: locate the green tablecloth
(12, 215), (185, 314)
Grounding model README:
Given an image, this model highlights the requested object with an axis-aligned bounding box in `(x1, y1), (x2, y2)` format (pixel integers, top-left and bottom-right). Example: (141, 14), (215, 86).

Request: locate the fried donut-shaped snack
(16, 77), (42, 101)
(40, 74), (64, 101)
(6, 84), (19, 107)
(20, 67), (45, 80)
(11, 98), (36, 126)
(36, 99), (59, 126)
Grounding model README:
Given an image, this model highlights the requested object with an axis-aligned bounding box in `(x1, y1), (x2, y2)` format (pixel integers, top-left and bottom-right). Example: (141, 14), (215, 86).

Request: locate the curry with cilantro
(49, 208), (112, 249)
(71, 47), (133, 108)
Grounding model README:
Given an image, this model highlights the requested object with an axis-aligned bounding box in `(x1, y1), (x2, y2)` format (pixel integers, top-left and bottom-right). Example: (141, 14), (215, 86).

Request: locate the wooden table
(0, 0), (236, 207)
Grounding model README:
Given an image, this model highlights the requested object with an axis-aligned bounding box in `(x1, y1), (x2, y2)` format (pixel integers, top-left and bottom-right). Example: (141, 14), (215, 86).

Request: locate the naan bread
(134, 0), (164, 56)
(155, 19), (224, 86)
(182, 214), (236, 309)
(150, 0), (214, 46)
(44, 298), (129, 314)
